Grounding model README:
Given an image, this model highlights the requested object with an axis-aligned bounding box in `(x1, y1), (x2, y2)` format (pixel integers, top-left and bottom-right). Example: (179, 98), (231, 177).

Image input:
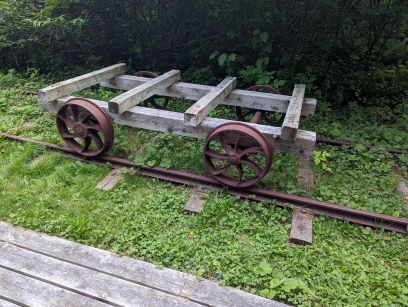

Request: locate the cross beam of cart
(37, 63), (317, 189)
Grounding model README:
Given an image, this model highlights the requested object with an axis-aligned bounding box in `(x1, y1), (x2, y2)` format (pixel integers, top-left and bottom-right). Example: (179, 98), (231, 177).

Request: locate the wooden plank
(0, 267), (107, 307)
(109, 70), (180, 114)
(184, 77), (236, 127)
(96, 168), (124, 191)
(0, 299), (20, 307)
(0, 222), (286, 307)
(397, 175), (408, 212)
(289, 208), (313, 245)
(281, 84), (306, 141)
(48, 96), (316, 156)
(297, 155), (314, 191)
(0, 242), (198, 307)
(184, 186), (212, 213)
(100, 75), (317, 115)
(37, 64), (126, 104)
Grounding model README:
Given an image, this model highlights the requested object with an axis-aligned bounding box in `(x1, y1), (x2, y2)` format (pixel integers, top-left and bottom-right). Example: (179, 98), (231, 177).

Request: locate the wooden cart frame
(37, 63), (316, 189)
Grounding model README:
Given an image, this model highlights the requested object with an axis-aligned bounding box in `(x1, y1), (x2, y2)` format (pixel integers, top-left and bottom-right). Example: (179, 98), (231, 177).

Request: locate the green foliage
(313, 150), (332, 173)
(1, 1), (408, 107)
(1, 73), (408, 305)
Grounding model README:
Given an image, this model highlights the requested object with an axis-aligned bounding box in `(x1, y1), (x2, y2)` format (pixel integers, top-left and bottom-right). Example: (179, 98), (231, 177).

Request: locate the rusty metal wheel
(134, 71), (170, 109)
(56, 98), (114, 157)
(204, 123), (273, 188)
(236, 85), (283, 125)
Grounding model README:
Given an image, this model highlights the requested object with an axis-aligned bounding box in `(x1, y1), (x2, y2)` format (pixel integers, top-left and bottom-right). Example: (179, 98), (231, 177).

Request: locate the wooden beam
(108, 70), (180, 114)
(184, 77), (236, 127)
(289, 208), (313, 245)
(297, 155), (314, 191)
(100, 75), (317, 115)
(281, 84), (305, 141)
(46, 96), (316, 156)
(37, 63), (126, 104)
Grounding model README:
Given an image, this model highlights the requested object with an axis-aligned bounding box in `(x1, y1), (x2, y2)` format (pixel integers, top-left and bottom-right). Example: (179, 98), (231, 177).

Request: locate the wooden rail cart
(37, 63), (317, 189)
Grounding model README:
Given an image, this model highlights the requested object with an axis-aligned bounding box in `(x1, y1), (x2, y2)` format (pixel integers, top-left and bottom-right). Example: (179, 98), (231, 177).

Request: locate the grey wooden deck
(0, 222), (286, 307)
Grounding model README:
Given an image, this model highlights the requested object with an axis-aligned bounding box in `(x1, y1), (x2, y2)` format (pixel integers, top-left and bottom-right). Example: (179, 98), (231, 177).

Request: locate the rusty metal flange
(56, 98), (114, 157)
(204, 122), (273, 188)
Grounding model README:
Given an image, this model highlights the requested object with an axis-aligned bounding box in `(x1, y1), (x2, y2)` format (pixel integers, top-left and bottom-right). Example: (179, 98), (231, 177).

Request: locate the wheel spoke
(233, 133), (244, 151)
(212, 163), (231, 175)
(205, 149), (229, 160)
(219, 133), (233, 153)
(57, 115), (74, 127)
(84, 122), (102, 132)
(237, 164), (244, 183)
(60, 132), (76, 139)
(70, 104), (81, 121)
(80, 113), (92, 123)
(239, 146), (263, 157)
(241, 158), (262, 176)
(89, 132), (104, 151)
(82, 137), (92, 152)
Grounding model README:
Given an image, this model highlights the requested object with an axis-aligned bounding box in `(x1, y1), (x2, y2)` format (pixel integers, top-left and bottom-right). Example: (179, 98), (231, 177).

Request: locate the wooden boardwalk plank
(0, 267), (107, 307)
(281, 84), (305, 142)
(100, 75), (317, 115)
(0, 242), (198, 307)
(0, 222), (286, 307)
(44, 96), (316, 156)
(184, 77), (236, 127)
(109, 70), (180, 114)
(0, 299), (20, 307)
(38, 64), (126, 104)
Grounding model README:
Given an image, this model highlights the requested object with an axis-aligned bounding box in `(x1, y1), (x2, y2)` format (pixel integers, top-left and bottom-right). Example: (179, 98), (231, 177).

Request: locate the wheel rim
(204, 123), (273, 188)
(56, 98), (114, 157)
(236, 85), (281, 123)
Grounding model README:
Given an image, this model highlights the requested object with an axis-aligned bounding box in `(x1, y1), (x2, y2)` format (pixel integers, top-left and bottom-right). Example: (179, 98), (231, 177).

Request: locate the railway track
(1, 131), (407, 234)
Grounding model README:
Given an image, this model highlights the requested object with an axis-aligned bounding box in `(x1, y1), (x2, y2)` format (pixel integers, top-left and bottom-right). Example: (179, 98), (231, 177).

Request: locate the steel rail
(1, 132), (407, 234)
(317, 136), (408, 155)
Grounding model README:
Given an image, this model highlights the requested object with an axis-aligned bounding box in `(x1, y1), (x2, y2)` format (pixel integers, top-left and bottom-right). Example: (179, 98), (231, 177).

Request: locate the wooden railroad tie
(289, 207), (313, 245)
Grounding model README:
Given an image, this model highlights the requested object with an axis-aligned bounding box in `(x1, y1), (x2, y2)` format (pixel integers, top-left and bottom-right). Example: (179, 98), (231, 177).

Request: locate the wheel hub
(228, 154), (241, 165)
(73, 123), (87, 138)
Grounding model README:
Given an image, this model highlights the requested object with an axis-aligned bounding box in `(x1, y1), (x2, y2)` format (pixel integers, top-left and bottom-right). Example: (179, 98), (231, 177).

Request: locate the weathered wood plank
(281, 84), (305, 141)
(0, 222), (286, 307)
(100, 75), (317, 115)
(184, 186), (212, 213)
(96, 168), (124, 191)
(297, 155), (315, 190)
(0, 300), (19, 307)
(48, 96), (316, 156)
(0, 267), (107, 307)
(37, 64), (126, 104)
(184, 77), (236, 127)
(0, 242), (198, 306)
(289, 208), (313, 245)
(109, 70), (180, 114)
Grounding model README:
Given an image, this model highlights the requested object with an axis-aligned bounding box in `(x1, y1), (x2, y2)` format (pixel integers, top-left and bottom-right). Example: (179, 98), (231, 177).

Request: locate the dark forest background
(1, 0), (408, 106)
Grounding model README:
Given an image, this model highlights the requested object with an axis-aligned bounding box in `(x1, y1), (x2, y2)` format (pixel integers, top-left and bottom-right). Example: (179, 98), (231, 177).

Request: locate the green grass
(0, 71), (407, 305)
